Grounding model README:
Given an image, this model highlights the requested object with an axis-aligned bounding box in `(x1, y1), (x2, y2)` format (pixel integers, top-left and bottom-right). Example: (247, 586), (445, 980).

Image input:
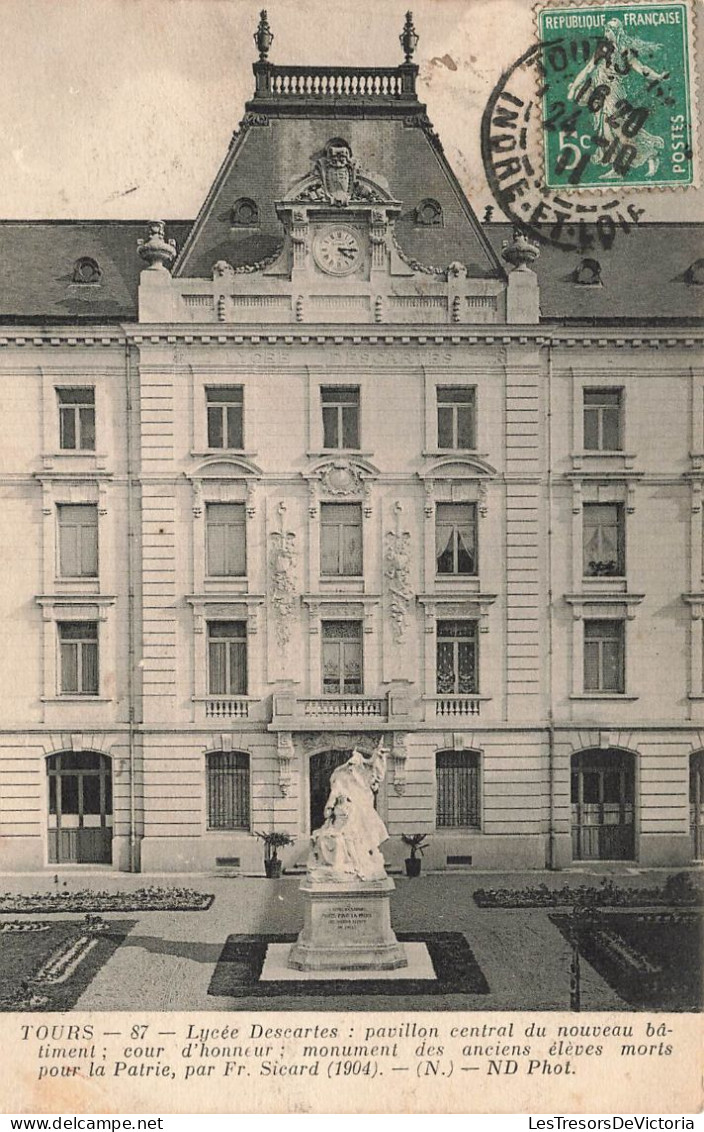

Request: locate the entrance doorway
(47, 751), (113, 864)
(690, 752), (704, 861)
(308, 749), (351, 833)
(571, 749), (635, 860)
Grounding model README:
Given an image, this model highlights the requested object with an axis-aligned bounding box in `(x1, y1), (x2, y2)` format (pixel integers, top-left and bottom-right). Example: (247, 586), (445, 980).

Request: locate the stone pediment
(419, 456), (497, 480)
(188, 455), (263, 480)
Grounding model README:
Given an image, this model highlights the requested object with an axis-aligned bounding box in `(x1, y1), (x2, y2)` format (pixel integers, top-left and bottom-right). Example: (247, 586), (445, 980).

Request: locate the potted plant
(402, 833), (429, 878)
(256, 831), (294, 878)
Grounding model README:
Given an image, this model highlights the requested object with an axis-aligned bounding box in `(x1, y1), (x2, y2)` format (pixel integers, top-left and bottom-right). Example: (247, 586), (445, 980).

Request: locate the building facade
(1, 14), (703, 873)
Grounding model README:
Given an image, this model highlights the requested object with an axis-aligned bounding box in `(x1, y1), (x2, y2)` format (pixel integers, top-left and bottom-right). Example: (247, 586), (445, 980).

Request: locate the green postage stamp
(536, 1), (696, 188)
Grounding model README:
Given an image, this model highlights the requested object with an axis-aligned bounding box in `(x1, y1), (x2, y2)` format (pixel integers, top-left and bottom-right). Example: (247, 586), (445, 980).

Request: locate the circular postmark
(481, 40), (649, 251)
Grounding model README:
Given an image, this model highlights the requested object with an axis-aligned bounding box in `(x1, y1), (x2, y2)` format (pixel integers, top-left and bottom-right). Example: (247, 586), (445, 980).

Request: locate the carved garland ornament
(384, 502), (413, 644)
(269, 502), (298, 650)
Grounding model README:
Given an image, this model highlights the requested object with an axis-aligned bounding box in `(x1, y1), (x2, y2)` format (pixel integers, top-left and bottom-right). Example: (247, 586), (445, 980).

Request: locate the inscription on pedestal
(320, 905), (373, 930)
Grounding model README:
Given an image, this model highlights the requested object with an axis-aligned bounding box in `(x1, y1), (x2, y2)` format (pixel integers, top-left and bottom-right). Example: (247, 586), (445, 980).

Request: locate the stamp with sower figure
(537, 1), (695, 188)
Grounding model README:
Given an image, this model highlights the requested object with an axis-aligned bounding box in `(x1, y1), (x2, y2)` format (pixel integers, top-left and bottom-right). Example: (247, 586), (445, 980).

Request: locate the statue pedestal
(288, 876), (407, 971)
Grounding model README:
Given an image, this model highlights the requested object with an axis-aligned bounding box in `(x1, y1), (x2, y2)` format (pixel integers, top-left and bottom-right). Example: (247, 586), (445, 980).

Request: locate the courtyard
(0, 869), (700, 1014)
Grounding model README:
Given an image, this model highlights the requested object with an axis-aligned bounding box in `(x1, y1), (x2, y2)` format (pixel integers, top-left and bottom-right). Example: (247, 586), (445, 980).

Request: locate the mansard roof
(0, 219), (701, 325)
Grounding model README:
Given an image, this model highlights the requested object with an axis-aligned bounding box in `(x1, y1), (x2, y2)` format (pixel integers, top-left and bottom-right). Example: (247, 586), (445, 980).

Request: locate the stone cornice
(0, 325), (701, 348)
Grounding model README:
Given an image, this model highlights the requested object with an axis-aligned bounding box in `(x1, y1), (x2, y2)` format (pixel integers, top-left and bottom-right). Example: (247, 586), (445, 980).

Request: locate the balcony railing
(432, 696), (482, 719)
(301, 696), (387, 719)
(205, 697), (250, 720)
(252, 63), (418, 102)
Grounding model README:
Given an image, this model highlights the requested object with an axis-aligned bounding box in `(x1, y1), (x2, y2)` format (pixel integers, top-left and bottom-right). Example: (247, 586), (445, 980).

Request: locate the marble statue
(307, 744), (390, 883)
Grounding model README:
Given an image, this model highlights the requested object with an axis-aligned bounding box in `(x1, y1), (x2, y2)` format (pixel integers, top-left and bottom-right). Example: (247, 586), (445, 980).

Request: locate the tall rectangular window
(208, 621), (247, 696)
(436, 620), (478, 695)
(58, 621), (99, 695)
(57, 388), (95, 451)
(322, 620), (362, 694)
(320, 503), (363, 576)
(321, 386), (360, 449)
(57, 504), (98, 578)
(437, 386), (476, 449)
(436, 750), (480, 828)
(583, 389), (622, 451)
(583, 503), (625, 576)
(206, 387), (244, 449)
(584, 619), (624, 693)
(206, 503), (246, 577)
(206, 751), (250, 830)
(436, 502), (477, 575)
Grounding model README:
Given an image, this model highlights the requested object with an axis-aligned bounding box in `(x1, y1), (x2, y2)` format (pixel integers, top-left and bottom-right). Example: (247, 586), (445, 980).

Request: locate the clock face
(313, 226), (362, 275)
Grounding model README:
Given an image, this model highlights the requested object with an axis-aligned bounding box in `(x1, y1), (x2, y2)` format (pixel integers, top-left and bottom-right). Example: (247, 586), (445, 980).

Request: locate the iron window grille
(436, 619), (478, 695)
(206, 750), (250, 830)
(583, 502), (625, 577)
(436, 749), (480, 828)
(322, 620), (363, 694)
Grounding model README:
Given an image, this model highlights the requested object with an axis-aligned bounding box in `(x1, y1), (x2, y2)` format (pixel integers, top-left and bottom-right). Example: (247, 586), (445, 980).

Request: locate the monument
(288, 743), (408, 971)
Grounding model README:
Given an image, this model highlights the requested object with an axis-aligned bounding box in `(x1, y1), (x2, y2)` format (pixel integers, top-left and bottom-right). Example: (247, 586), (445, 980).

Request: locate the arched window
(415, 198), (443, 227)
(230, 198), (259, 227)
(435, 749), (480, 828)
(206, 750), (250, 829)
(574, 258), (602, 286)
(46, 750), (112, 863)
(571, 749), (635, 860)
(73, 257), (102, 284)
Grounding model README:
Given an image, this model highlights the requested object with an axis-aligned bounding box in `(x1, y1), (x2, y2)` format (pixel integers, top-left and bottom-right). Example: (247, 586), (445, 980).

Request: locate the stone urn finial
(400, 11), (419, 62)
(501, 227), (540, 272)
(137, 221), (177, 272)
(254, 10), (274, 61)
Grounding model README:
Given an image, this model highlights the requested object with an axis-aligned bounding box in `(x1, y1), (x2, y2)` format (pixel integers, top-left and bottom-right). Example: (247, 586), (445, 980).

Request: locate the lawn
(0, 918), (134, 1011)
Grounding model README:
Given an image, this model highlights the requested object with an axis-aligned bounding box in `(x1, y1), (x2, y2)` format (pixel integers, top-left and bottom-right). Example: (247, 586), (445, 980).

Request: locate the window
(230, 198), (259, 227)
(208, 622), (247, 696)
(437, 386), (476, 449)
(322, 620), (362, 694)
(206, 751), (250, 830)
(206, 387), (243, 449)
(436, 620), (478, 694)
(320, 503), (362, 576)
(57, 504), (98, 578)
(436, 750), (480, 828)
(415, 198), (443, 227)
(583, 389), (622, 451)
(73, 257), (102, 284)
(57, 388), (95, 451)
(574, 258), (602, 286)
(436, 503), (477, 575)
(584, 620), (624, 693)
(321, 386), (359, 450)
(206, 503), (246, 577)
(583, 503), (625, 577)
(58, 621), (99, 696)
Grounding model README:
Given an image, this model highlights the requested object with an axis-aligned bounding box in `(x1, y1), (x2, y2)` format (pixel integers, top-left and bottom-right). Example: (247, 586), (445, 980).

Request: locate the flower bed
(0, 886), (214, 914)
(473, 872), (704, 909)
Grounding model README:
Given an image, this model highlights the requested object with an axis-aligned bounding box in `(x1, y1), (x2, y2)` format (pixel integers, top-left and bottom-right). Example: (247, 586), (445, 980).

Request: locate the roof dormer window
(415, 198), (443, 227)
(230, 198), (259, 227)
(73, 257), (102, 284)
(574, 258), (602, 286)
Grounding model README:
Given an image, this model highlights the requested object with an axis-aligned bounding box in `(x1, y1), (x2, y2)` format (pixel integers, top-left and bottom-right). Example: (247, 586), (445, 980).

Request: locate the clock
(313, 226), (362, 276)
